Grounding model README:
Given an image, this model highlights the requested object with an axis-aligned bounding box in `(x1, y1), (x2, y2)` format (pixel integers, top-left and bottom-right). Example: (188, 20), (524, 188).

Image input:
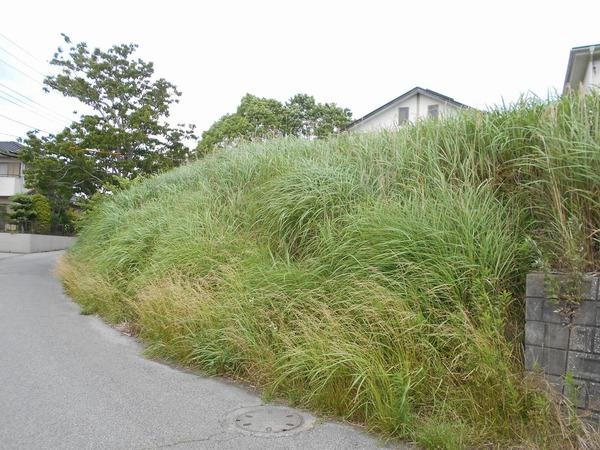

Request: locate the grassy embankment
(59, 93), (600, 449)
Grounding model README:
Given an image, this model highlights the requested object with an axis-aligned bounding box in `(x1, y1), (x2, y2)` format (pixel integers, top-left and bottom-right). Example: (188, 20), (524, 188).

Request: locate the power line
(0, 33), (76, 128)
(0, 46), (47, 78)
(0, 86), (37, 107)
(0, 112), (52, 134)
(0, 91), (65, 125)
(0, 92), (23, 108)
(0, 32), (46, 65)
(0, 56), (43, 84)
(0, 33), (74, 124)
(0, 131), (21, 139)
(0, 81), (72, 122)
(0, 85), (69, 124)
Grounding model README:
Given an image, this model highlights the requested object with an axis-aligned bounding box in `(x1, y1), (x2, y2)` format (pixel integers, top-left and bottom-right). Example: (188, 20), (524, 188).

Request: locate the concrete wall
(0, 232), (76, 253)
(350, 93), (461, 133)
(525, 272), (600, 422)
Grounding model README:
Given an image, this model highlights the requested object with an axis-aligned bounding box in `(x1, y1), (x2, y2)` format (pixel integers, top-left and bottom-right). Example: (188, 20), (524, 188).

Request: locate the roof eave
(563, 44), (600, 93)
(346, 87), (470, 130)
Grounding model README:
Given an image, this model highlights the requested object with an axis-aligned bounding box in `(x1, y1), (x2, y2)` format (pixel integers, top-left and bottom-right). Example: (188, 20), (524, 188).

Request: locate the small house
(347, 87), (469, 132)
(0, 142), (26, 227)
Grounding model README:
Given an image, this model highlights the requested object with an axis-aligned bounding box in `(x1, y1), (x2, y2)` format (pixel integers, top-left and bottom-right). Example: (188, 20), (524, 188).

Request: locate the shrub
(9, 193), (36, 231)
(31, 194), (52, 234)
(60, 92), (600, 448)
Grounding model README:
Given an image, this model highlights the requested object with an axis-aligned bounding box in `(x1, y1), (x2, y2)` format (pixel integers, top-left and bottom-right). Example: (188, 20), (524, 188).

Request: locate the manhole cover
(223, 405), (315, 437)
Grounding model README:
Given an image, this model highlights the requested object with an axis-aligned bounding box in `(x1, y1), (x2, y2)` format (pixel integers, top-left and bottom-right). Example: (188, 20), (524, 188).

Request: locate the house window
(398, 107), (409, 125)
(0, 162), (20, 177)
(428, 104), (439, 119)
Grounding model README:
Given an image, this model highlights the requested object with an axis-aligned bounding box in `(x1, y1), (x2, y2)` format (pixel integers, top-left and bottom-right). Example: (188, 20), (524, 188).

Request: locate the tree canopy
(197, 93), (352, 154)
(21, 34), (195, 222)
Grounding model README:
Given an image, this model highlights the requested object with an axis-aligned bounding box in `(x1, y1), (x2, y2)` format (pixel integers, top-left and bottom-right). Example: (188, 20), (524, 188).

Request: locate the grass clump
(60, 92), (600, 448)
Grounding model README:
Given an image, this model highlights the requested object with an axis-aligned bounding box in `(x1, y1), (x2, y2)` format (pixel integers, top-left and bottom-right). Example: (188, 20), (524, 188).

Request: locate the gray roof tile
(0, 141), (23, 157)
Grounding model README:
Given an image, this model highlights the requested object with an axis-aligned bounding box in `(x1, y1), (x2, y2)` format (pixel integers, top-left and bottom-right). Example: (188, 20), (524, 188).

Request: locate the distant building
(0, 141), (26, 227)
(347, 87), (469, 133)
(563, 44), (600, 93)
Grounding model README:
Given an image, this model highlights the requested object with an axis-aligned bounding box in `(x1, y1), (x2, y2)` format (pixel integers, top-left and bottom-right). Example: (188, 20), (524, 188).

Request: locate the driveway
(0, 252), (401, 449)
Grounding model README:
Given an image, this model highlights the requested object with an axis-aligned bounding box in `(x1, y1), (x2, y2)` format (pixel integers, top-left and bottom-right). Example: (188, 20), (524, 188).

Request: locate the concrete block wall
(525, 272), (600, 421)
(0, 232), (76, 253)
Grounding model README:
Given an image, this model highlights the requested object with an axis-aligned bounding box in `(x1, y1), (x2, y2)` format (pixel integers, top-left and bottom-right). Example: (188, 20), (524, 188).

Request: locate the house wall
(0, 176), (25, 198)
(0, 156), (25, 198)
(583, 55), (600, 91)
(350, 94), (461, 132)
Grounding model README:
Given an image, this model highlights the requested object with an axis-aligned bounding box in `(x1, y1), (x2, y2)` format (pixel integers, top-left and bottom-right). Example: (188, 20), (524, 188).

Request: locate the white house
(0, 141), (26, 227)
(563, 44), (600, 93)
(347, 87), (469, 133)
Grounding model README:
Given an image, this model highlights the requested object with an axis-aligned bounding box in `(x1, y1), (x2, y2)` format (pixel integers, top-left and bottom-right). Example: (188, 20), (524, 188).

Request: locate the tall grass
(60, 92), (600, 448)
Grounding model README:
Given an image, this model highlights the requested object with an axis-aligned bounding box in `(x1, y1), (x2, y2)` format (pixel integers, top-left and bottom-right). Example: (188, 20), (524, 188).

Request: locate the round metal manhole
(223, 405), (315, 437)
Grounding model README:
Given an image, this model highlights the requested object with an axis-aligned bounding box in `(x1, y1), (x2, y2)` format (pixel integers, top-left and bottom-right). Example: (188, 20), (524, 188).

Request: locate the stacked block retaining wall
(525, 273), (600, 422)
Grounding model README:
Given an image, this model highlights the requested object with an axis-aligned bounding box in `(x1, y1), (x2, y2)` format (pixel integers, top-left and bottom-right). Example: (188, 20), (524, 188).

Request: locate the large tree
(21, 34), (195, 220)
(197, 93), (352, 154)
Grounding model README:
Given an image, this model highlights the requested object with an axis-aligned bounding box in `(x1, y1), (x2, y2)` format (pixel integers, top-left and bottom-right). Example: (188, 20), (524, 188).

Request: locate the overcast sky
(1, 0), (599, 142)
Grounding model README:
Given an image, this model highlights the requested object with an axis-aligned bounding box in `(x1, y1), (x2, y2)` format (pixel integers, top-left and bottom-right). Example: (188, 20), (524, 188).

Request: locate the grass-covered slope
(60, 94), (600, 449)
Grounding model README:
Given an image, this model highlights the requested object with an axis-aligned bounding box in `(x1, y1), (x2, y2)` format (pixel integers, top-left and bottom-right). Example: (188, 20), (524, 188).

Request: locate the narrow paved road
(0, 252), (398, 449)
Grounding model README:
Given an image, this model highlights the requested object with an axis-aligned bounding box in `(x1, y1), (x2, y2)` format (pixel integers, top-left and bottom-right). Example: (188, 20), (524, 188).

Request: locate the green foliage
(9, 193), (36, 225)
(197, 93), (352, 154)
(21, 34), (196, 219)
(31, 194), (52, 234)
(61, 92), (600, 448)
(21, 133), (95, 221)
(415, 418), (468, 450)
(286, 93), (354, 138)
(9, 193), (53, 233)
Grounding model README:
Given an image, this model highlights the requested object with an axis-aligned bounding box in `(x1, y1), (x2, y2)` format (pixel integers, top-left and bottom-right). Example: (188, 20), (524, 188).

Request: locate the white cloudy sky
(1, 0), (599, 142)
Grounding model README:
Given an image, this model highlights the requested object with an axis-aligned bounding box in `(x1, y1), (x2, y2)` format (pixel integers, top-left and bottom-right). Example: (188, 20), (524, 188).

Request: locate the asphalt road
(0, 252), (400, 450)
